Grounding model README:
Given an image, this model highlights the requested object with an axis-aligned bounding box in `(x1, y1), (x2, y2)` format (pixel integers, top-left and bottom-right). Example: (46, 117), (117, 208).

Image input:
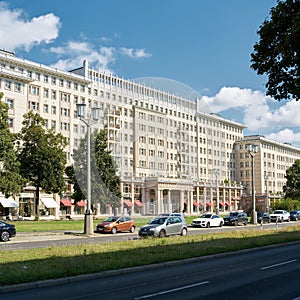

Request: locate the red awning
(60, 199), (72, 206)
(76, 200), (86, 207)
(225, 202), (232, 206)
(134, 200), (144, 207)
(124, 200), (134, 207)
(193, 201), (199, 207)
(219, 201), (225, 207)
(206, 202), (214, 207)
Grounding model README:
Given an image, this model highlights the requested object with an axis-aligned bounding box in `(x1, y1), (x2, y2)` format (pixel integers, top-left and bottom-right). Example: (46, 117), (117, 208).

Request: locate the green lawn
(10, 217), (153, 232)
(1, 223), (300, 286)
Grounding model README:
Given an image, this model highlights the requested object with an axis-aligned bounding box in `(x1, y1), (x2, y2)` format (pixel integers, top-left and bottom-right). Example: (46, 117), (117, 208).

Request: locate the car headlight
(149, 228), (155, 231)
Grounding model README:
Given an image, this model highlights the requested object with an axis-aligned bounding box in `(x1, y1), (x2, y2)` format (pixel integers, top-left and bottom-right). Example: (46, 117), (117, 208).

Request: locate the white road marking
(134, 281), (210, 299)
(260, 259), (297, 270)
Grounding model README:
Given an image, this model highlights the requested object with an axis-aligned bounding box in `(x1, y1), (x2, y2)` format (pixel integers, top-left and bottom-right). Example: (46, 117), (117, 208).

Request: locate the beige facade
(235, 135), (300, 211)
(0, 50), (297, 218)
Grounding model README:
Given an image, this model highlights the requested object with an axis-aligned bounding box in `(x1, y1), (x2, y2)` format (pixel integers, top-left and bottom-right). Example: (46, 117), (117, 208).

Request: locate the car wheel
(111, 227), (117, 234)
(281, 217), (283, 223)
(129, 226), (135, 233)
(159, 230), (166, 238)
(287, 217), (290, 222)
(234, 220), (238, 226)
(219, 221), (223, 227)
(206, 222), (210, 228)
(181, 228), (187, 236)
(0, 231), (10, 242)
(244, 220), (248, 226)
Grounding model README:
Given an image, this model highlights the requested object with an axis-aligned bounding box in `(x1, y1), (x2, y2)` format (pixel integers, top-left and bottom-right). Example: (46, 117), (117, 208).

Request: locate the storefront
(40, 195), (60, 219)
(0, 195), (19, 219)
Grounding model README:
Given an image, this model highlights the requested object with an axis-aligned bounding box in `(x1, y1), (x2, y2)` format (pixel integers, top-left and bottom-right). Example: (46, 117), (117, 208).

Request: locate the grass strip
(1, 225), (300, 286)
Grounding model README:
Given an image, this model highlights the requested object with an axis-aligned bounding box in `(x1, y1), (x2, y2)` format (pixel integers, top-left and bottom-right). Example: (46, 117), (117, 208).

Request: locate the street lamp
(213, 168), (220, 215)
(76, 103), (100, 235)
(246, 144), (259, 225)
(264, 175), (269, 212)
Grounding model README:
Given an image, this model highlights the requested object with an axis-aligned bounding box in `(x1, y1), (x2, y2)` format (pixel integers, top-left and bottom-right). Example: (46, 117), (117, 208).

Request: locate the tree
(17, 111), (67, 219)
(251, 0), (300, 101)
(94, 129), (121, 210)
(71, 129), (121, 212)
(0, 93), (25, 197)
(283, 159), (300, 200)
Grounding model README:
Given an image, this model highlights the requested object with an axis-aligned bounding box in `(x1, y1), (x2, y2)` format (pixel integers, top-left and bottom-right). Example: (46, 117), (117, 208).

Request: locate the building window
(43, 104), (49, 113)
(14, 82), (21, 92)
(5, 81), (11, 90)
(8, 118), (13, 127)
(51, 106), (56, 114)
(6, 98), (14, 109)
(51, 77), (56, 85)
(44, 75), (48, 83)
(59, 79), (64, 87)
(51, 90), (56, 100)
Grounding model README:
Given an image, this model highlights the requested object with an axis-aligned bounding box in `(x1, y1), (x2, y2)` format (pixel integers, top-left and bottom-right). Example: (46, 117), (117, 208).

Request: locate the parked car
(223, 211), (248, 226)
(191, 213), (224, 228)
(158, 213), (187, 224)
(139, 216), (188, 238)
(269, 210), (290, 222)
(252, 212), (270, 224)
(96, 216), (136, 234)
(289, 210), (300, 221)
(0, 220), (16, 242)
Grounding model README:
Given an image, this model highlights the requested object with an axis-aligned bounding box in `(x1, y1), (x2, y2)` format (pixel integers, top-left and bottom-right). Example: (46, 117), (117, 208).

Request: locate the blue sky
(2, 1), (300, 147)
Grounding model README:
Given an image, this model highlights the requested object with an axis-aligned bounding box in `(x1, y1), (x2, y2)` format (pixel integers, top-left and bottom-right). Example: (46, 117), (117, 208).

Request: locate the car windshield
(227, 212), (238, 217)
(273, 210), (283, 214)
(149, 217), (166, 225)
(104, 216), (119, 222)
(290, 211), (297, 214)
(200, 214), (212, 219)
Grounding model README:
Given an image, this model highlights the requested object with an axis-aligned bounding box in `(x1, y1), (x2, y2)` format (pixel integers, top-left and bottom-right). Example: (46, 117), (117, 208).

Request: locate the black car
(223, 211), (248, 226)
(290, 210), (300, 221)
(255, 212), (271, 224)
(0, 220), (16, 242)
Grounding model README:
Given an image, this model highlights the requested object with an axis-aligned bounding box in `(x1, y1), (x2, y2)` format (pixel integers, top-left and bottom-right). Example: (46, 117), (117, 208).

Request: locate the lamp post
(264, 175), (269, 212)
(246, 144), (259, 225)
(213, 168), (220, 215)
(76, 103), (100, 235)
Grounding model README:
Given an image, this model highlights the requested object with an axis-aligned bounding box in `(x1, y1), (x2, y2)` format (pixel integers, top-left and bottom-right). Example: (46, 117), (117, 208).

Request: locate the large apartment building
(0, 49), (299, 219)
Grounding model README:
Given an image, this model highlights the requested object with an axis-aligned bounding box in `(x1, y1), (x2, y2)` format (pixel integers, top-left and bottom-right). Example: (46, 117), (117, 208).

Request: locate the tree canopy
(283, 159), (300, 200)
(0, 93), (25, 196)
(251, 0), (300, 101)
(17, 111), (67, 216)
(71, 129), (121, 211)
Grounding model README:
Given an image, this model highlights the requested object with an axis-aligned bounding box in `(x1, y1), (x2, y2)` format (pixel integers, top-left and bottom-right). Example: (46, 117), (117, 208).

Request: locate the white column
(167, 190), (171, 213)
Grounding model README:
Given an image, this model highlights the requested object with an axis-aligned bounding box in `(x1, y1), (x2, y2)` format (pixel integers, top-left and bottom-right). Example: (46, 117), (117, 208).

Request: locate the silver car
(138, 216), (188, 238)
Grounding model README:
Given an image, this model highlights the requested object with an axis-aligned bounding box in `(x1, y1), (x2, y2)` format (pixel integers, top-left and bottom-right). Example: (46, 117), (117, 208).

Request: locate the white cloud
(0, 2), (60, 52)
(49, 41), (116, 72)
(199, 86), (300, 147)
(120, 47), (152, 59)
(266, 129), (300, 147)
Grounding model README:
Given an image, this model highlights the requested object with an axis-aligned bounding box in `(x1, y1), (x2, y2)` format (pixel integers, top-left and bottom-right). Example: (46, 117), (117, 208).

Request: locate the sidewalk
(10, 230), (87, 243)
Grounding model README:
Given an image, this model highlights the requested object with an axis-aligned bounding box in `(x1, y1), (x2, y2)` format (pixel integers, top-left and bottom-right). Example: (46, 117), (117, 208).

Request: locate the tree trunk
(35, 185), (40, 220)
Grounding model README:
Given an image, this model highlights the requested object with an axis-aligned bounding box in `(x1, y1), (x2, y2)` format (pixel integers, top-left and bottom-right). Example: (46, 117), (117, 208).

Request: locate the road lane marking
(133, 281), (209, 299)
(260, 259), (297, 270)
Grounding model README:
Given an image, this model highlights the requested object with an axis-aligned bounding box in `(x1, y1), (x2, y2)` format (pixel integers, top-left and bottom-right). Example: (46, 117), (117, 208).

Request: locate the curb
(1, 240), (299, 294)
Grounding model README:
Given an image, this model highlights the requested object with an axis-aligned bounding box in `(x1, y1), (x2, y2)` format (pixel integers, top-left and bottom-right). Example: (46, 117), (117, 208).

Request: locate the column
(157, 188), (161, 215)
(180, 190), (184, 213)
(167, 190), (171, 213)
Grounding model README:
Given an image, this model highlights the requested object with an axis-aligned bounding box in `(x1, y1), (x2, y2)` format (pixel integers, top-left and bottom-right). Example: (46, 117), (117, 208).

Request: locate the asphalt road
(0, 221), (298, 251)
(2, 242), (300, 300)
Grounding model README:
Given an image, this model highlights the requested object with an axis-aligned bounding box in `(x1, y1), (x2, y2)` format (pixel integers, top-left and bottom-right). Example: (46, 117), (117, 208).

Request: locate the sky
(1, 0), (300, 147)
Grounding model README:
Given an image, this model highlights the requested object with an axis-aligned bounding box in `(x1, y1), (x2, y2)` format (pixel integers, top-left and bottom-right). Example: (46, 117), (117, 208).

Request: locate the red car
(96, 216), (136, 234)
